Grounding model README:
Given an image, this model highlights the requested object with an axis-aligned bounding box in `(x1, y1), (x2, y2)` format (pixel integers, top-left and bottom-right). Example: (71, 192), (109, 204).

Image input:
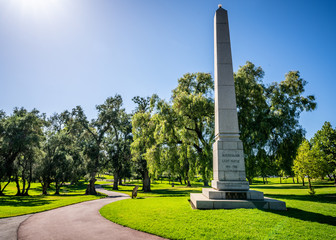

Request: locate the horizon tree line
(1, 61), (331, 196)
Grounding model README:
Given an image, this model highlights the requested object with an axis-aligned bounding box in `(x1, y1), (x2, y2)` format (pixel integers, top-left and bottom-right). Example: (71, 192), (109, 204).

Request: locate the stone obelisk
(190, 5), (286, 210)
(212, 6), (249, 191)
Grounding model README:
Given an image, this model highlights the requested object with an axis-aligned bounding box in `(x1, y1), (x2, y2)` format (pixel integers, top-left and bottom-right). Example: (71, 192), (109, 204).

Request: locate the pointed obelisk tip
(216, 4), (226, 12)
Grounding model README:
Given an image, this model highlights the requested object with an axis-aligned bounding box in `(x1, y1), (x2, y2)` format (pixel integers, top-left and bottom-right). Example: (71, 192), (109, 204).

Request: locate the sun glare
(11, 0), (62, 20)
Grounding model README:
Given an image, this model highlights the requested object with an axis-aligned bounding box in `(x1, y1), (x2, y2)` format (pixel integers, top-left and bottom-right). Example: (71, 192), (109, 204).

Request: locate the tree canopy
(0, 61), (325, 197)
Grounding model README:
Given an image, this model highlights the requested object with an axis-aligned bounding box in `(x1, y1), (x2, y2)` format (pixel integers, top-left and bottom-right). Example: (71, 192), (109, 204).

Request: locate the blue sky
(0, 0), (335, 139)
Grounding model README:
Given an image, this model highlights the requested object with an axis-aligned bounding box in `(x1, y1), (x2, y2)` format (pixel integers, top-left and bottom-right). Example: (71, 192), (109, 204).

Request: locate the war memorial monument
(190, 5), (286, 210)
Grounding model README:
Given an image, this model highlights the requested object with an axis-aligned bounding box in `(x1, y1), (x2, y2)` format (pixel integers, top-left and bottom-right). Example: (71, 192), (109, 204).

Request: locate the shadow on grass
(31, 181), (88, 194)
(265, 193), (336, 204)
(269, 207), (336, 226)
(148, 188), (202, 197)
(0, 196), (54, 207)
(0, 193), (91, 208)
(251, 185), (334, 190)
(103, 185), (203, 197)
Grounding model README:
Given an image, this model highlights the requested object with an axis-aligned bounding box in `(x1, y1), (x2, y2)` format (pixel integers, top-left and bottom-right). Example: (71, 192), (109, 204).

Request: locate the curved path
(0, 214), (31, 240)
(17, 186), (166, 240)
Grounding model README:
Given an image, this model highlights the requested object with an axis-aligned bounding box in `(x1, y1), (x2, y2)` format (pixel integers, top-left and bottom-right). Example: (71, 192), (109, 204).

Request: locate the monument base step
(212, 180), (250, 191)
(202, 188), (264, 200)
(190, 193), (286, 210)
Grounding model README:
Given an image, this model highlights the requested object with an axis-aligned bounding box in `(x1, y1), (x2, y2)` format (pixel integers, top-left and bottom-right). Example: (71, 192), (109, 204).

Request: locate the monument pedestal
(190, 137), (286, 210)
(190, 187), (286, 210)
(190, 192), (286, 210)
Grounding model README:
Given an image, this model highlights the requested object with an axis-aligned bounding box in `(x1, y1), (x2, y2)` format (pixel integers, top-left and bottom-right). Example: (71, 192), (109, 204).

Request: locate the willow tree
(73, 95), (125, 195)
(105, 110), (132, 190)
(131, 96), (156, 192)
(235, 62), (316, 183)
(147, 73), (214, 186)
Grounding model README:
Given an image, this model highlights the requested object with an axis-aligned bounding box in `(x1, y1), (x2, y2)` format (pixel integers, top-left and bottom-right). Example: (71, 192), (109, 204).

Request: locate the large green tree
(139, 73), (214, 187)
(0, 110), (9, 195)
(0, 108), (44, 196)
(170, 73), (214, 186)
(235, 62), (316, 183)
(310, 121), (336, 182)
(293, 139), (320, 189)
(72, 95), (125, 195)
(131, 96), (156, 192)
(36, 112), (84, 195)
(105, 108), (132, 190)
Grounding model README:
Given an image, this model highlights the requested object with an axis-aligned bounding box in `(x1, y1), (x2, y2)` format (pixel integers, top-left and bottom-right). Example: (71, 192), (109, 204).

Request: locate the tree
(105, 109), (132, 190)
(235, 63), (270, 183)
(293, 139), (319, 190)
(235, 62), (316, 183)
(131, 96), (155, 192)
(268, 70), (316, 177)
(0, 108), (44, 196)
(73, 95), (125, 195)
(36, 112), (85, 195)
(134, 73), (214, 187)
(310, 121), (336, 182)
(170, 73), (214, 186)
(0, 110), (10, 195)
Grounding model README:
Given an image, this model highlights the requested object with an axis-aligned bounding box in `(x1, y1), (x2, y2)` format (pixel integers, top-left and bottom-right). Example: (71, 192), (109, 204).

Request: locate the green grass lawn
(0, 181), (104, 218)
(102, 180), (206, 198)
(100, 180), (336, 240)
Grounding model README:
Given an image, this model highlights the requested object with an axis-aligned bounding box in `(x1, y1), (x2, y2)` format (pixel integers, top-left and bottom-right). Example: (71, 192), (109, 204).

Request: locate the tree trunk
(21, 171), (26, 196)
(308, 176), (312, 191)
(118, 177), (122, 186)
(333, 174), (336, 183)
(292, 177), (295, 184)
(24, 180), (31, 196)
(262, 176), (265, 184)
(203, 180), (209, 187)
(248, 177), (253, 185)
(302, 177), (305, 186)
(280, 177), (282, 184)
(187, 180), (191, 187)
(0, 180), (11, 196)
(55, 181), (60, 195)
(185, 174), (191, 187)
(113, 172), (119, 190)
(142, 170), (151, 192)
(296, 177), (299, 184)
(86, 172), (97, 195)
(42, 181), (48, 195)
(15, 175), (22, 196)
(24, 163), (33, 196)
(326, 174), (332, 181)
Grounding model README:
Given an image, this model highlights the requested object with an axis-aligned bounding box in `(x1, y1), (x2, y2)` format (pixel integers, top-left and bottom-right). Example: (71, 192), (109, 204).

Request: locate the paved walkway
(1, 186), (166, 240)
(0, 214), (31, 240)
